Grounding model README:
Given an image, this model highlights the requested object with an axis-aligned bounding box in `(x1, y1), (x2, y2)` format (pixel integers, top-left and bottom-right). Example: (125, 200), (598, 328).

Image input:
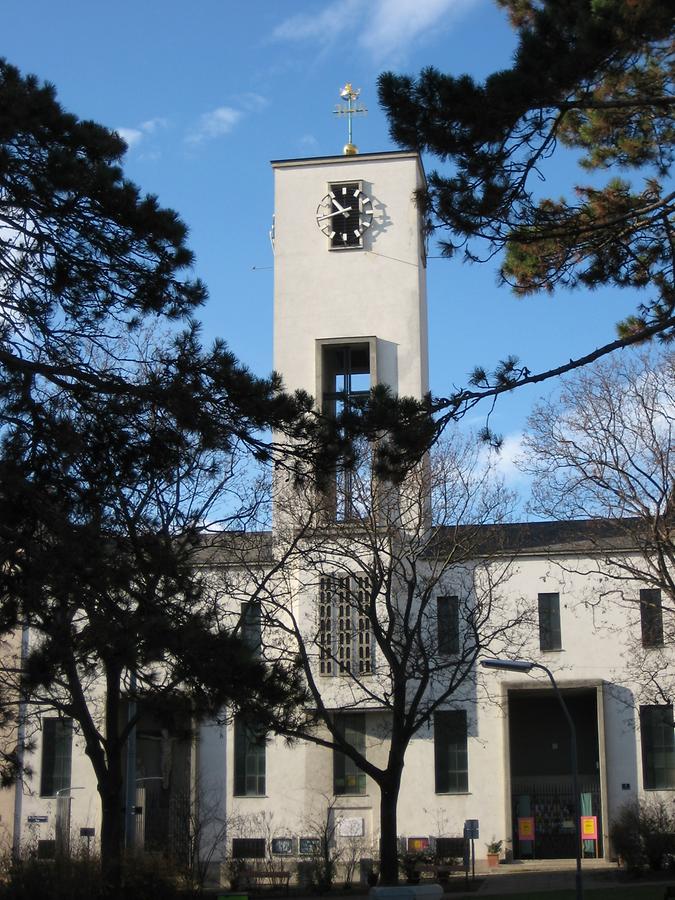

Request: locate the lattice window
(319, 575), (372, 675)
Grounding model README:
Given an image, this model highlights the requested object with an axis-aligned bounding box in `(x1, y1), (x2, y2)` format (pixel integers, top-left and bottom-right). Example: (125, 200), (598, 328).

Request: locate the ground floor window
(434, 709), (468, 793)
(333, 713), (366, 795)
(640, 705), (675, 789)
(234, 717), (266, 796)
(40, 717), (73, 797)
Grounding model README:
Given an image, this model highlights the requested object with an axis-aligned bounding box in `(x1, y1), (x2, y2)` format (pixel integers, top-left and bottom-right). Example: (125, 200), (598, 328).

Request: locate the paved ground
(215, 861), (675, 899)
(441, 859), (672, 895)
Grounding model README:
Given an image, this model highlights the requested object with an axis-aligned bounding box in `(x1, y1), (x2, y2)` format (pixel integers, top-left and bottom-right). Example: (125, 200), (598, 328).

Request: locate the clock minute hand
(317, 208), (351, 223)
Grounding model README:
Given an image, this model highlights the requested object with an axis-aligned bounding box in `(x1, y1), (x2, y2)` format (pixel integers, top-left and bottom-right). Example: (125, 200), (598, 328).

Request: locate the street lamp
(481, 658), (583, 900)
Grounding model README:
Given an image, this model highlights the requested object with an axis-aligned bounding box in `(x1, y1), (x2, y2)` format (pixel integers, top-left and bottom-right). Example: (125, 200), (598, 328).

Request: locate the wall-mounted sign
(299, 837), (321, 856)
(27, 815), (48, 824)
(518, 817), (535, 841)
(407, 837), (430, 853)
(581, 816), (598, 841)
(271, 837), (294, 856)
(337, 817), (364, 837)
(80, 827), (95, 838)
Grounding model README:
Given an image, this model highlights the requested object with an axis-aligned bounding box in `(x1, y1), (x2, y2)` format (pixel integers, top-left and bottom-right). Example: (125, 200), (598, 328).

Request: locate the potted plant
(486, 839), (503, 868)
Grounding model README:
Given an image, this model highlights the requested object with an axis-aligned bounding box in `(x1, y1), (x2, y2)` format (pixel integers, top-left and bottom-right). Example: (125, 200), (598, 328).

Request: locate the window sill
(434, 791), (471, 796)
(233, 794), (268, 799)
(333, 793), (368, 798)
(540, 648), (564, 654)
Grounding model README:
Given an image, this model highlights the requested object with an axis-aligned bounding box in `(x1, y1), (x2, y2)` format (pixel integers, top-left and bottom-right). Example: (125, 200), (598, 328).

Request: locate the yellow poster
(518, 817), (535, 840)
(581, 816), (597, 840)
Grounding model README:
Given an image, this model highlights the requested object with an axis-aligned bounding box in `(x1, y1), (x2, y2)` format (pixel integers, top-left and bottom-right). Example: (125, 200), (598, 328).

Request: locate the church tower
(271, 89), (429, 421)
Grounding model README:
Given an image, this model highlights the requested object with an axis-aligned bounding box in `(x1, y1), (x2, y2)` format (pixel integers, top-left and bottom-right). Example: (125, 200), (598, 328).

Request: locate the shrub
(610, 798), (675, 872)
(0, 854), (184, 900)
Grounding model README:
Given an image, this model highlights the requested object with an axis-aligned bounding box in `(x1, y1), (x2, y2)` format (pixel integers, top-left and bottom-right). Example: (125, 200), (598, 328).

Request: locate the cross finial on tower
(333, 83), (367, 155)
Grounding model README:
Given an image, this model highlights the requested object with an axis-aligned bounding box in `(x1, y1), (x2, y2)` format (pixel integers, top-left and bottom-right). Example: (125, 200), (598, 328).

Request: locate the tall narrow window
(640, 705), (675, 789)
(241, 600), (262, 656)
(538, 592), (562, 651)
(640, 589), (664, 648)
(40, 718), (73, 797)
(319, 575), (372, 676)
(434, 710), (468, 793)
(333, 713), (366, 795)
(321, 342), (371, 522)
(234, 717), (266, 796)
(438, 596), (459, 655)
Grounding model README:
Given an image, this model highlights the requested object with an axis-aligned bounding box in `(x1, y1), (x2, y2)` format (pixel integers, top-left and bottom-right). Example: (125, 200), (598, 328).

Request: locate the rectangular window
(40, 718), (73, 797)
(640, 705), (675, 789)
(320, 341), (372, 522)
(434, 710), (468, 793)
(319, 575), (372, 676)
(438, 596), (459, 655)
(333, 713), (366, 795)
(234, 717), (266, 796)
(241, 600), (262, 656)
(640, 589), (664, 648)
(232, 838), (266, 859)
(538, 592), (562, 651)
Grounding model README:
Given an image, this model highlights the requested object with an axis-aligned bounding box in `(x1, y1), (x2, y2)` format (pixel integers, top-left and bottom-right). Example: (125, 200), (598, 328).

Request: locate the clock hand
(317, 208), (352, 223)
(331, 199), (352, 216)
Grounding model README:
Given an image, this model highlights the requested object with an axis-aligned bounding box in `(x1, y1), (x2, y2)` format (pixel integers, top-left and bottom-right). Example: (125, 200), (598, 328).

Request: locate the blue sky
(4, 0), (641, 494)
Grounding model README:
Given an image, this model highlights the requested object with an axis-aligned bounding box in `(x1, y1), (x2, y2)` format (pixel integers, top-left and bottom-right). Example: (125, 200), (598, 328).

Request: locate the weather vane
(333, 83), (367, 156)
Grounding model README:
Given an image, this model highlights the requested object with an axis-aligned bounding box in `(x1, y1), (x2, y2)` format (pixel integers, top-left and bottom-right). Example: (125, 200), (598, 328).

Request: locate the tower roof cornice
(271, 149), (425, 184)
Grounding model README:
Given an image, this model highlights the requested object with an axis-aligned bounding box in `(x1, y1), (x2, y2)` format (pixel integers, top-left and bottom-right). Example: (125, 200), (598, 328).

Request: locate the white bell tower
(271, 87), (428, 408)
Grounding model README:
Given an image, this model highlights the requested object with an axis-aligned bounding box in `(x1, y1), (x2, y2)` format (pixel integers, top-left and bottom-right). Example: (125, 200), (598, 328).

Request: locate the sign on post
(463, 819), (479, 839)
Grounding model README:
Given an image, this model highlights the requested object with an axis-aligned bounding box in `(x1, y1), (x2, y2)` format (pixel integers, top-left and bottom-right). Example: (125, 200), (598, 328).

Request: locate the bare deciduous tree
(227, 432), (530, 884)
(521, 350), (675, 701)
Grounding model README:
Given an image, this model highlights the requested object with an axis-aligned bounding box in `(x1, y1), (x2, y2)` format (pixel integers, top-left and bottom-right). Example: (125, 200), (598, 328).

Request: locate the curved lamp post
(480, 658), (583, 900)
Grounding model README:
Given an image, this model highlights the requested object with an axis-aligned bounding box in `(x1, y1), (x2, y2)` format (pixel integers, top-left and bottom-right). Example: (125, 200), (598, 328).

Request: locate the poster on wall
(407, 837), (430, 853)
(299, 837), (321, 856)
(271, 837), (294, 856)
(518, 817), (535, 841)
(337, 817), (364, 837)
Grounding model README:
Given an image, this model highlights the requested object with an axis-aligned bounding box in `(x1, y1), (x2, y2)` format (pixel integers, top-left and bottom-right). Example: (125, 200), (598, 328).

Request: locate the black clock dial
(316, 182), (373, 248)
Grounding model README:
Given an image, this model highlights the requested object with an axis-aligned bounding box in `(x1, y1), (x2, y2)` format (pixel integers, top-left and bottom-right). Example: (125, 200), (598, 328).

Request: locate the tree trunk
(99, 773), (124, 892)
(379, 781), (401, 885)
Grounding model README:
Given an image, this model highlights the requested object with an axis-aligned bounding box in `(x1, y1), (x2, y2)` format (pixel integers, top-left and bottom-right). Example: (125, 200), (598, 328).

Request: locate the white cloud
(478, 431), (528, 490)
(116, 117), (168, 150)
(271, 0), (362, 42)
(116, 127), (143, 148)
(186, 106), (244, 144)
(271, 0), (479, 60)
(239, 93), (269, 113)
(363, 0), (476, 58)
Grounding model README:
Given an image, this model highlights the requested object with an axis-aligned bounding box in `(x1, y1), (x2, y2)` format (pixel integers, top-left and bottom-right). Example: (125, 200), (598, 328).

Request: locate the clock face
(316, 182), (374, 248)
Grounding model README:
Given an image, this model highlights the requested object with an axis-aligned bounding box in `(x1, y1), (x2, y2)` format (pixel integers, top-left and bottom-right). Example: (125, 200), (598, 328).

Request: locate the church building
(8, 89), (675, 882)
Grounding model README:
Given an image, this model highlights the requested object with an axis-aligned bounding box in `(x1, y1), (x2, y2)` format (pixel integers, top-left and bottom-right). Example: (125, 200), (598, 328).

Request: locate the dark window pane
(234, 717), (266, 796)
(438, 596), (459, 655)
(40, 718), (73, 797)
(232, 838), (266, 859)
(434, 710), (468, 793)
(241, 600), (262, 656)
(333, 713), (366, 795)
(640, 705), (675, 789)
(538, 593), (562, 651)
(640, 589), (664, 648)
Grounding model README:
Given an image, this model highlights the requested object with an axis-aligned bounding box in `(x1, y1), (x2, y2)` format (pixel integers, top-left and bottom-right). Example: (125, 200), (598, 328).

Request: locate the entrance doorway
(509, 687), (602, 860)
